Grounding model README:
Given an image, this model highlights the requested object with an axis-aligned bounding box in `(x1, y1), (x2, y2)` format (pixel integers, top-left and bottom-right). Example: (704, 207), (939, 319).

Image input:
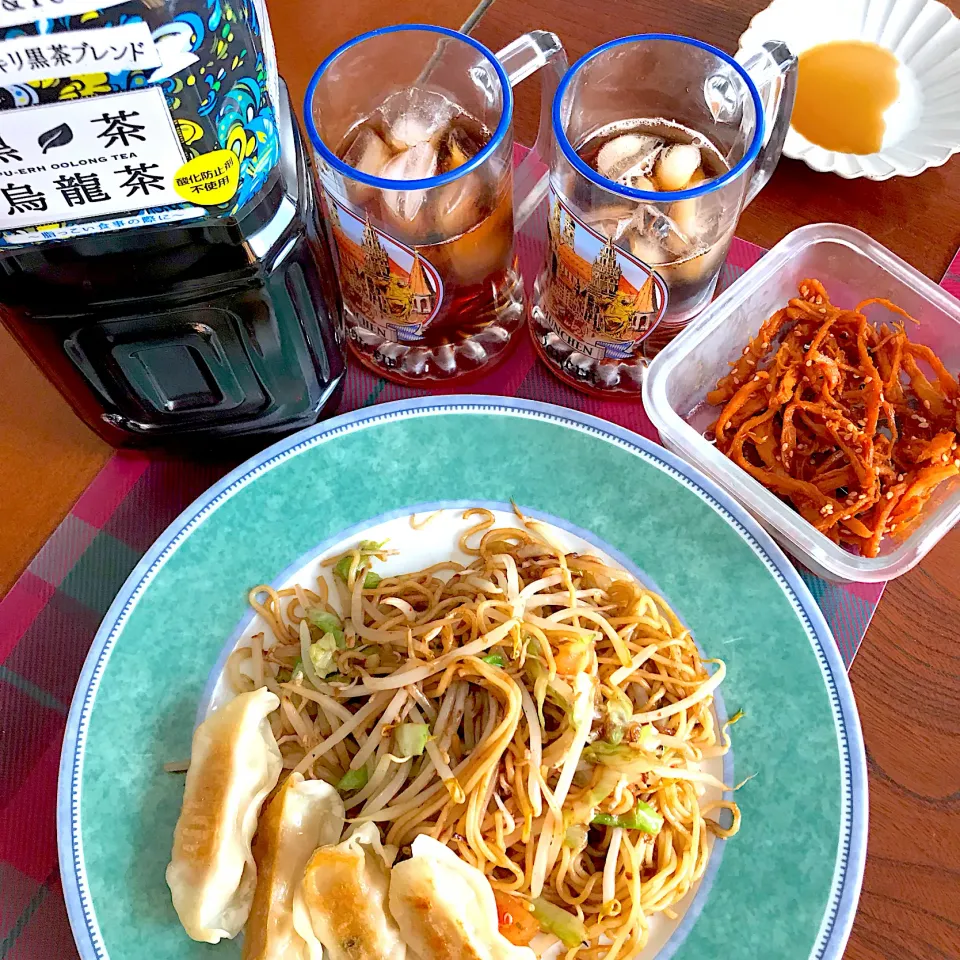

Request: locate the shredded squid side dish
(708, 278), (960, 557)
(221, 508), (740, 960)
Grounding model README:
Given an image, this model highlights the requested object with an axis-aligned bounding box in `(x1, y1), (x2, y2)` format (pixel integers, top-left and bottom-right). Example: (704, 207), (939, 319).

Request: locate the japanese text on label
(173, 149), (240, 205)
(0, 206), (204, 246)
(0, 86), (185, 230)
(0, 23), (160, 84)
(0, 0), (128, 30)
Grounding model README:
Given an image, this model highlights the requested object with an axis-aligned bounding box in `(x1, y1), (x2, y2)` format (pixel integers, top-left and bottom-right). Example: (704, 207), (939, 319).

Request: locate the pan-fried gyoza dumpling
(166, 687), (282, 943)
(242, 773), (345, 960)
(293, 822), (405, 960)
(389, 835), (537, 960)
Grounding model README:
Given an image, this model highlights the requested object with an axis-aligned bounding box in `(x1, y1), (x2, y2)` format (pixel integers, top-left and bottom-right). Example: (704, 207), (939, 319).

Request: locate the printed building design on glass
(544, 195), (665, 360)
(325, 195), (441, 344)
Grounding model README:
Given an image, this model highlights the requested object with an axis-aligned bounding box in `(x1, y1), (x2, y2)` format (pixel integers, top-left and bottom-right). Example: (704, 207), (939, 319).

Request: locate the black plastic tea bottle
(0, 1), (344, 446)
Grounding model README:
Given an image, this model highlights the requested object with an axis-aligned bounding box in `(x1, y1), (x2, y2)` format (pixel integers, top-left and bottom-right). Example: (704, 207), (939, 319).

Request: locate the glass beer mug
(306, 24), (567, 384)
(532, 34), (797, 397)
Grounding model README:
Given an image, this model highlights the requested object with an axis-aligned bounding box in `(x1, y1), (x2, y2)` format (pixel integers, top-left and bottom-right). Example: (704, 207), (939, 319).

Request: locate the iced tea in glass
(532, 34), (797, 397)
(306, 25), (566, 384)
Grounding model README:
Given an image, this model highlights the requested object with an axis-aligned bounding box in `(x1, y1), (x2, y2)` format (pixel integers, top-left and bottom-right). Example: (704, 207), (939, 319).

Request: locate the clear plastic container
(643, 222), (960, 582)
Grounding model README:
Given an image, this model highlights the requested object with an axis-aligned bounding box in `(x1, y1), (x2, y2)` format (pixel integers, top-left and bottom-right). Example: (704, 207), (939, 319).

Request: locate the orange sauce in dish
(792, 41), (899, 155)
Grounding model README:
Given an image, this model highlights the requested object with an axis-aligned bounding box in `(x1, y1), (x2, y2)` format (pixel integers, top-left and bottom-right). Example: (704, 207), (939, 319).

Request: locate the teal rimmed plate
(58, 396), (867, 960)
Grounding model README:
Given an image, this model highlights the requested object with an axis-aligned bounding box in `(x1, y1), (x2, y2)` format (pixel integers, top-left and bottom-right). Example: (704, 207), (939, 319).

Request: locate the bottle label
(0, 22), (160, 84)
(321, 189), (444, 344)
(539, 185), (667, 360)
(0, 0), (281, 247)
(0, 0), (129, 29)
(0, 87), (185, 231)
(1, 205), (203, 244)
(173, 150), (241, 206)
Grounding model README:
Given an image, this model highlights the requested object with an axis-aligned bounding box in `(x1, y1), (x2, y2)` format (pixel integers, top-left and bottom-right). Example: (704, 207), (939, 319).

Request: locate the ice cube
(596, 135), (663, 184)
(433, 172), (486, 237)
(584, 203), (635, 225)
(379, 199), (434, 245)
(622, 172), (656, 191)
(441, 126), (482, 172)
(584, 204), (644, 242)
(590, 217), (631, 241)
(380, 141), (439, 223)
(628, 231), (671, 266)
(380, 88), (458, 152)
(670, 186), (724, 248)
(644, 207), (690, 247)
(670, 198), (698, 239)
(654, 144), (702, 192)
(342, 127), (392, 203)
(380, 140), (439, 183)
(583, 217), (615, 237)
(435, 190), (511, 283)
(638, 203), (703, 265)
(342, 126), (391, 178)
(666, 248), (713, 284)
(667, 225), (731, 283)
(665, 231), (697, 259)
(607, 217), (635, 241)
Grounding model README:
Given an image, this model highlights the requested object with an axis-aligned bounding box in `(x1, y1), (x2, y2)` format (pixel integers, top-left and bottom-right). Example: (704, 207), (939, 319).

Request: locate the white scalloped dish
(739, 0), (960, 179)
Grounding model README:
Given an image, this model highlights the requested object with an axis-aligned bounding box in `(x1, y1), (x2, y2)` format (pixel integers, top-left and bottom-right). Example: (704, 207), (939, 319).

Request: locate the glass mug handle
(737, 40), (798, 206)
(495, 30), (568, 228)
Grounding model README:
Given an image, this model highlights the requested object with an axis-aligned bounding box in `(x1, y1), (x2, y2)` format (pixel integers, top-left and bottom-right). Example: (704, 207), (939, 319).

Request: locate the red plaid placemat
(4, 188), (958, 957)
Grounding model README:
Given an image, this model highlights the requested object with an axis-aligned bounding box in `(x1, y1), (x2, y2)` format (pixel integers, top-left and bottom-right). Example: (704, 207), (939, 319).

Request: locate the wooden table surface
(2, 0), (959, 957)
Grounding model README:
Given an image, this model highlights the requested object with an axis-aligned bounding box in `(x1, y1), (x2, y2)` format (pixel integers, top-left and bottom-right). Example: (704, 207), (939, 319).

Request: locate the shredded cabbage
(531, 898), (588, 948)
(337, 765), (369, 792)
(592, 799), (663, 833)
(394, 722), (430, 758)
(306, 608), (345, 646)
(308, 632), (338, 678)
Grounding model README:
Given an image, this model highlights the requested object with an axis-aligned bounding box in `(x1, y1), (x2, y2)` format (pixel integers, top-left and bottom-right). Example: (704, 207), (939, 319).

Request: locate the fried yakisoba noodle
(166, 687), (282, 943)
(389, 834), (536, 960)
(242, 774), (345, 960)
(708, 279), (960, 557)
(232, 509), (738, 960)
(293, 822), (405, 960)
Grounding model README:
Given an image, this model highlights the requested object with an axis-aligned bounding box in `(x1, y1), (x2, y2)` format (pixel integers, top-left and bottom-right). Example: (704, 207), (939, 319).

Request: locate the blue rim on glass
(303, 23), (513, 192)
(553, 33), (766, 203)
